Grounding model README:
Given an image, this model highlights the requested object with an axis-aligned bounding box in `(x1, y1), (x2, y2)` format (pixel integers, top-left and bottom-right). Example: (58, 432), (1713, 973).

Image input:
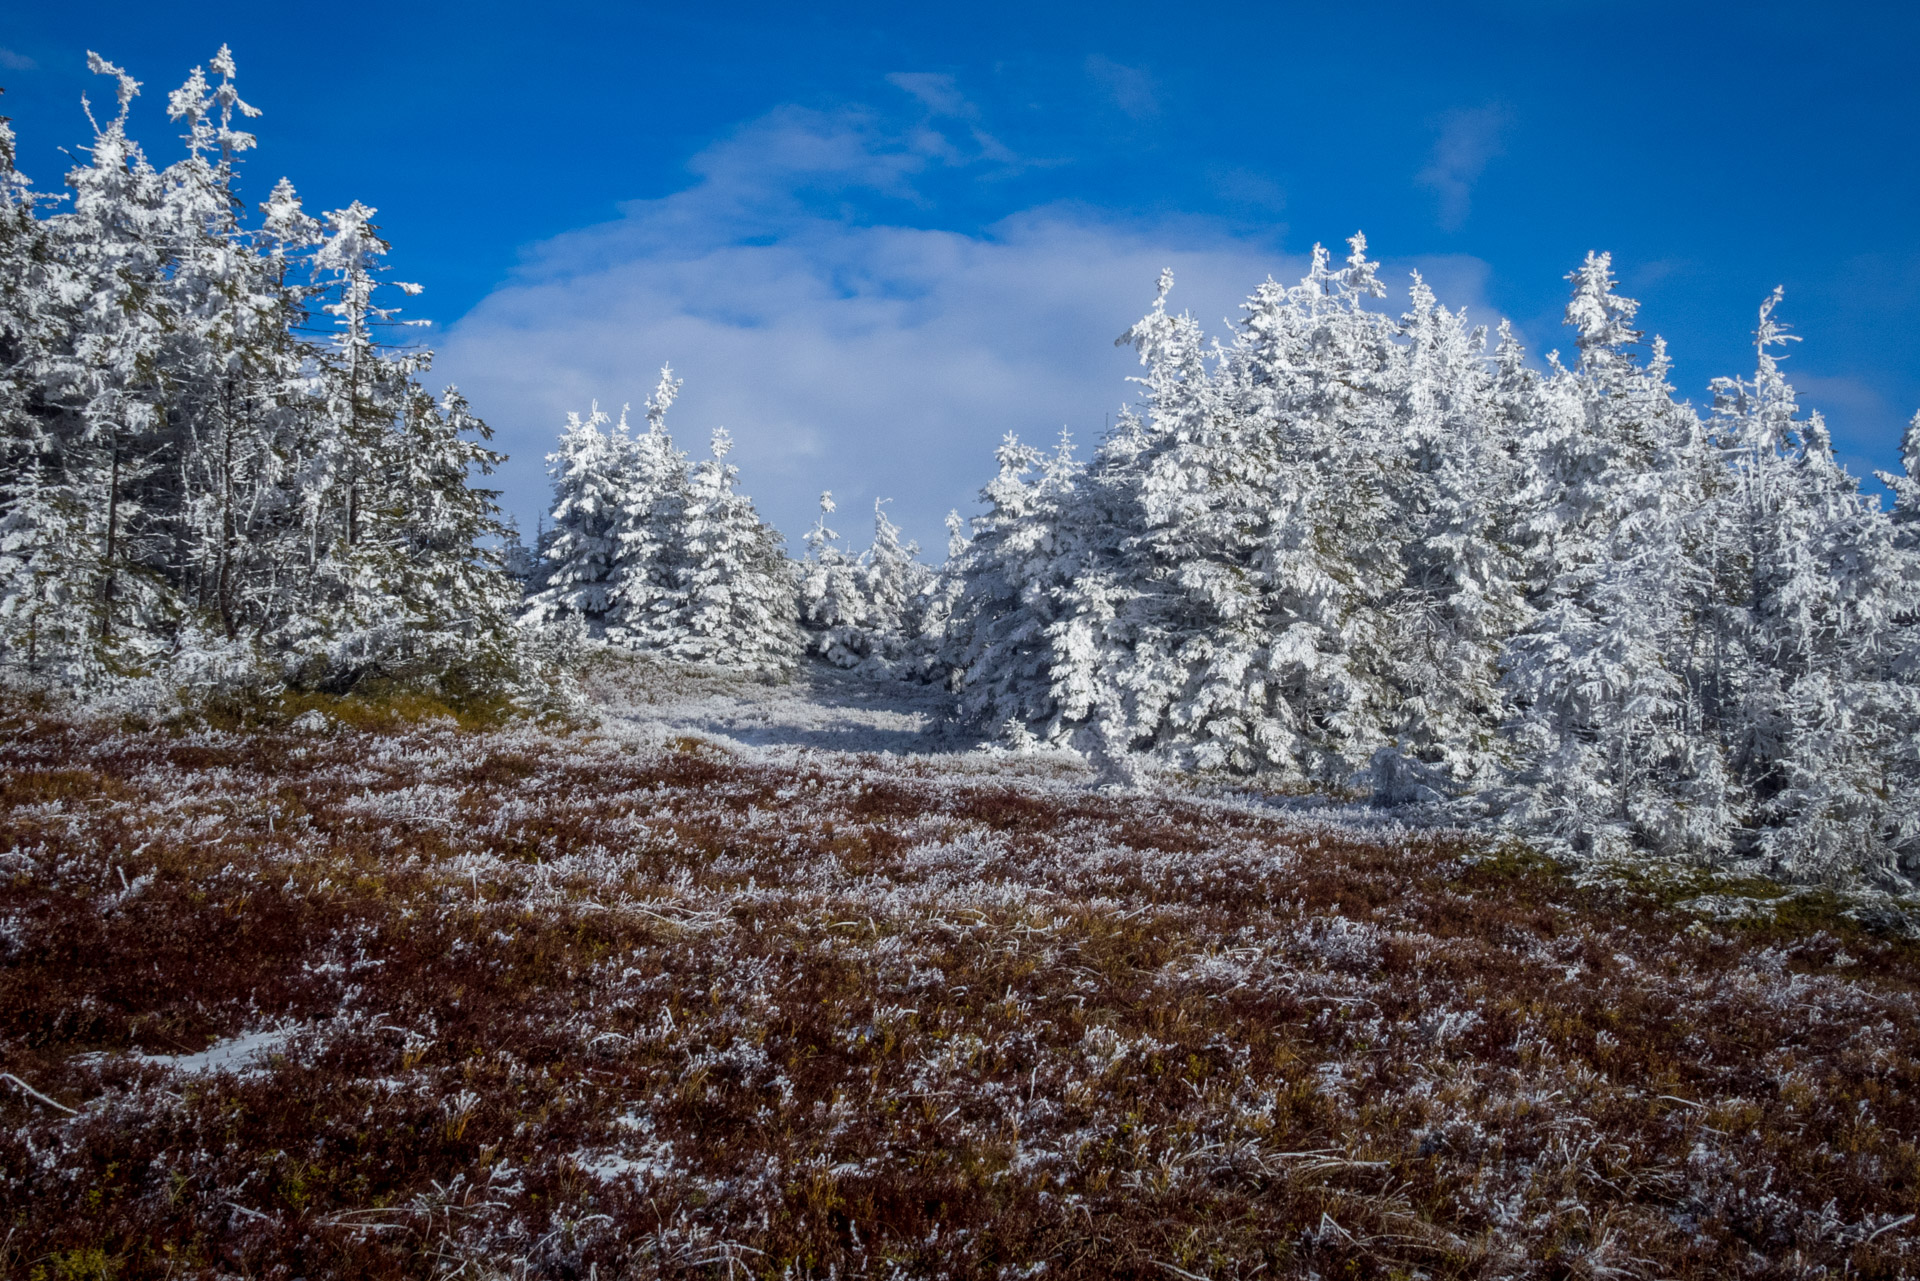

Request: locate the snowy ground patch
(130, 1024), (302, 1076)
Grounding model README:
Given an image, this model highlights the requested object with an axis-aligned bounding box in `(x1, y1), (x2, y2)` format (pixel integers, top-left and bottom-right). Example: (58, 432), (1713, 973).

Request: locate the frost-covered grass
(2, 692), (1917, 1279)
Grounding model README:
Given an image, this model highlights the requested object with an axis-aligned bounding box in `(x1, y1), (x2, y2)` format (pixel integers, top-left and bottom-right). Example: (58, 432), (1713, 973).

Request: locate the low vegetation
(2, 701), (1915, 1278)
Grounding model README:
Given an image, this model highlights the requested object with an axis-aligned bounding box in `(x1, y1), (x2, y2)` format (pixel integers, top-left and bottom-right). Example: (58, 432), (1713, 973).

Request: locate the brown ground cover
(0, 703), (1916, 1279)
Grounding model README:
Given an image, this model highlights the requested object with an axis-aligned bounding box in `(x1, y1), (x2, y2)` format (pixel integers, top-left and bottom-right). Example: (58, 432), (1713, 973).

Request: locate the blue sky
(4, 1), (1916, 550)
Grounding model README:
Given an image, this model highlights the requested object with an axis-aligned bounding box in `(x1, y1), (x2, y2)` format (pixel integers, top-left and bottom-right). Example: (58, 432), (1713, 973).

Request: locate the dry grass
(0, 700), (1915, 1279)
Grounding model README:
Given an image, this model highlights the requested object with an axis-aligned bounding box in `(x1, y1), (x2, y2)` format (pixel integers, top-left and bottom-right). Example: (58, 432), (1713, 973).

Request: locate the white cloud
(1789, 370), (1891, 421)
(437, 98), (1498, 553)
(1083, 55), (1159, 120)
(1417, 104), (1512, 232)
(0, 47), (36, 72)
(885, 72), (973, 118)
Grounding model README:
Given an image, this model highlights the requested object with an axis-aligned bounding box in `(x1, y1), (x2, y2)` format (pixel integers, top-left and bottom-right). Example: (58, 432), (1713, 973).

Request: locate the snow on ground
(579, 652), (1920, 934)
(581, 651), (1452, 834)
(583, 653), (984, 756)
(581, 652), (1090, 775)
(129, 1025), (302, 1076)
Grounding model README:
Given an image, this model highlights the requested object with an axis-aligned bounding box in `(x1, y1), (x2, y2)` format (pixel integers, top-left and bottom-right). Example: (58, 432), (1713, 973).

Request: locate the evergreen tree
(41, 55), (177, 665)
(0, 93), (91, 678)
(667, 427), (799, 671)
(525, 403), (631, 626)
(859, 499), (931, 662)
(387, 385), (516, 679)
(1499, 254), (1726, 858)
(796, 489), (867, 665)
(940, 431), (1084, 735)
(608, 367), (691, 648)
(1716, 294), (1917, 883)
(0, 47), (526, 701)
(908, 509), (970, 681)
(1371, 276), (1526, 801)
(155, 47), (288, 642)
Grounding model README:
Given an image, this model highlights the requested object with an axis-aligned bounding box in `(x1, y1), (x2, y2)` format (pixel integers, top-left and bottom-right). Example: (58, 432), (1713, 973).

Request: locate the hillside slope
(1, 681), (1916, 1279)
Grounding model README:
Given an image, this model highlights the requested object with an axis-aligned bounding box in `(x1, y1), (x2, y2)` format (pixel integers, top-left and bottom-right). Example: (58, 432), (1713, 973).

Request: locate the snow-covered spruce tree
(1497, 253), (1730, 860)
(154, 48), (298, 648)
(608, 367), (691, 649)
(665, 427), (799, 672)
(0, 93), (95, 679)
(499, 519), (542, 593)
(274, 197), (443, 687)
(1061, 266), (1260, 773)
(950, 242), (1421, 782)
(1369, 276), (1528, 802)
(795, 490), (867, 665)
(858, 499), (933, 666)
(1875, 411), (1920, 883)
(386, 385), (518, 683)
(527, 369), (692, 649)
(35, 55), (179, 671)
(940, 431), (1086, 738)
(1714, 293), (1918, 886)
(799, 492), (932, 673)
(0, 48), (522, 702)
(524, 403), (632, 628)
(902, 509), (970, 683)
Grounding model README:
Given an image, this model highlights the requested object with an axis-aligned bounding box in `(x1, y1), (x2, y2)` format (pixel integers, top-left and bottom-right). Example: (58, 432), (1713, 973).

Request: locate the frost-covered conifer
(907, 510), (970, 680)
(500, 519), (541, 592)
(800, 494), (934, 673)
(920, 235), (1920, 887)
(1371, 276), (1526, 801)
(859, 500), (931, 659)
(388, 386), (516, 676)
(941, 431), (1085, 734)
(1714, 294), (1917, 884)
(40, 55), (177, 663)
(0, 48), (521, 699)
(156, 48), (289, 641)
(1498, 254), (1727, 858)
(796, 490), (867, 665)
(667, 427), (799, 671)
(0, 99), (88, 677)
(610, 368), (692, 648)
(968, 245), (1410, 780)
(526, 404), (631, 627)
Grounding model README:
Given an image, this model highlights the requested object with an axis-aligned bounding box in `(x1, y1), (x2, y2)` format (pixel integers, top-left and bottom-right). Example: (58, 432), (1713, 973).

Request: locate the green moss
(38, 1248), (122, 1281)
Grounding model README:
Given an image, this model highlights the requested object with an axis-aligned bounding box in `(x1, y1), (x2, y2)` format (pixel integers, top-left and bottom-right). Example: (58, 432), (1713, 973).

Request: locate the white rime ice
(0, 48), (521, 698)
(530, 375), (799, 674)
(931, 244), (1920, 891)
(796, 493), (933, 674)
(670, 427), (800, 671)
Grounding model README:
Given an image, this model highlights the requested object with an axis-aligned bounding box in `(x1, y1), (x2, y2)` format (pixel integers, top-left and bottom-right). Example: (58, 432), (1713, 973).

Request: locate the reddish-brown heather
(0, 702), (1915, 1279)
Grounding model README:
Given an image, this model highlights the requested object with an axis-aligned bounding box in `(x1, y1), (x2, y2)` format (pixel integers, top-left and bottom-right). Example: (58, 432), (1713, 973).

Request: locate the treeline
(7, 54), (1919, 891)
(932, 245), (1920, 888)
(520, 378), (799, 672)
(522, 382), (938, 678)
(486, 240), (1920, 891)
(0, 51), (520, 698)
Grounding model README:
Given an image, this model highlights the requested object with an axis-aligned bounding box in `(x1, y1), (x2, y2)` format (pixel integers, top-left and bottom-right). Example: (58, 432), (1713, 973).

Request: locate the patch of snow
(132, 1025), (300, 1076)
(586, 655), (989, 758)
